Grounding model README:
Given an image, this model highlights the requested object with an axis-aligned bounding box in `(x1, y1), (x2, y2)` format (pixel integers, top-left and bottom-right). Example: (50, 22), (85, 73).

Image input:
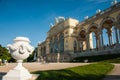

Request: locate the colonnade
(78, 19), (120, 52)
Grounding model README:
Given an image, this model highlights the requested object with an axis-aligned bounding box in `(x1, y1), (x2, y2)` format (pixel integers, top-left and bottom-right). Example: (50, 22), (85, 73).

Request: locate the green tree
(27, 50), (35, 62)
(0, 44), (12, 61)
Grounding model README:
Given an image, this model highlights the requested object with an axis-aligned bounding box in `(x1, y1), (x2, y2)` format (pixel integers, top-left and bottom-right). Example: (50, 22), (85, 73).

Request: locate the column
(57, 34), (60, 52)
(114, 27), (119, 45)
(100, 31), (104, 48)
(86, 33), (90, 51)
(108, 29), (113, 46)
(81, 41), (83, 51)
(119, 29), (120, 43)
(77, 41), (80, 52)
(46, 39), (50, 54)
(110, 36), (113, 46)
(96, 34), (101, 50)
(95, 36), (98, 50)
(79, 41), (82, 52)
(98, 33), (101, 49)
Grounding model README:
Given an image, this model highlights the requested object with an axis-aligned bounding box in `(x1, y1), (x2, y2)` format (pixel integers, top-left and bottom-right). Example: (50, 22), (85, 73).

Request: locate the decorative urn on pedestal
(2, 37), (34, 80)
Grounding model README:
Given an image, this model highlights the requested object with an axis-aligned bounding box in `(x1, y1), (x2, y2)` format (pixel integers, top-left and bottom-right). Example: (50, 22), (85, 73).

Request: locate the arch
(100, 17), (119, 47)
(78, 29), (86, 34)
(87, 23), (99, 33)
(78, 29), (87, 51)
(100, 17), (116, 30)
(79, 30), (86, 40)
(87, 23), (99, 49)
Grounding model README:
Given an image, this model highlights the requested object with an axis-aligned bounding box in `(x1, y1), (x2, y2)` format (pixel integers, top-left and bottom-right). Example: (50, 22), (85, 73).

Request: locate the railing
(73, 45), (120, 57)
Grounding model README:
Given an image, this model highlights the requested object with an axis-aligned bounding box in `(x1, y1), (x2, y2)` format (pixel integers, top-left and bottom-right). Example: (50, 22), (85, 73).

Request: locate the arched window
(78, 30), (86, 51)
(74, 40), (77, 53)
(100, 17), (118, 47)
(50, 39), (53, 53)
(54, 37), (58, 53)
(59, 33), (64, 53)
(88, 25), (98, 49)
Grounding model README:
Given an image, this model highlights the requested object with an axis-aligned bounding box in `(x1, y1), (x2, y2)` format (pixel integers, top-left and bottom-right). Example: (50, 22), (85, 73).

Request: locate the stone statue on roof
(55, 16), (65, 24)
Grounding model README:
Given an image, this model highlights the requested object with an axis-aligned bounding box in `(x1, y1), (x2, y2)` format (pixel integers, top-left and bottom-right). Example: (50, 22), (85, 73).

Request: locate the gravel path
(0, 62), (90, 80)
(0, 62), (90, 72)
(103, 64), (120, 80)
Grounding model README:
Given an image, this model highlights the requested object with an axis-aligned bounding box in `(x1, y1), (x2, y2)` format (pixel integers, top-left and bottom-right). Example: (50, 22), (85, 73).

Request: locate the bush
(0, 45), (12, 62)
(72, 54), (120, 63)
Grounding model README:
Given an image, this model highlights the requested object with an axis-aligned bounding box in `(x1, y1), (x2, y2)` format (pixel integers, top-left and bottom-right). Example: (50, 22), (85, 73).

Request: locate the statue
(96, 9), (101, 14)
(50, 23), (54, 28)
(58, 16), (65, 22)
(55, 17), (59, 24)
(3, 37), (34, 80)
(84, 16), (89, 20)
(111, 0), (117, 5)
(55, 16), (65, 24)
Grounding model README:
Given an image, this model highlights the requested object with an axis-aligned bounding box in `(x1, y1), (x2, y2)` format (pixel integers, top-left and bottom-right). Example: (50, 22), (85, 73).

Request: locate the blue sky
(0, 0), (120, 47)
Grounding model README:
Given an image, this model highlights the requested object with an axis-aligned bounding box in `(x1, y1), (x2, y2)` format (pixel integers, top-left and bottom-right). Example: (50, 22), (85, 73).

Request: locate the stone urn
(2, 37), (34, 80)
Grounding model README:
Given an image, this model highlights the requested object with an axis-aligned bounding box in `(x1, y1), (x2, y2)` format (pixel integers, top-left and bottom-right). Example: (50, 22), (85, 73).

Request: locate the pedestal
(2, 61), (32, 80)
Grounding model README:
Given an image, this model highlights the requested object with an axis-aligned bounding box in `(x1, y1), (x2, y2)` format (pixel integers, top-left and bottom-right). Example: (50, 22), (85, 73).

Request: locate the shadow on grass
(34, 69), (105, 80)
(0, 72), (6, 80)
(103, 75), (120, 80)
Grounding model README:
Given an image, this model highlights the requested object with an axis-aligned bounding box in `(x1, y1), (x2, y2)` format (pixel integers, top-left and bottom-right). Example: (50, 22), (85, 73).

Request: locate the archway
(73, 40), (77, 53)
(100, 17), (119, 48)
(50, 38), (53, 53)
(117, 14), (120, 44)
(59, 33), (64, 53)
(88, 25), (98, 50)
(53, 36), (59, 53)
(78, 30), (86, 52)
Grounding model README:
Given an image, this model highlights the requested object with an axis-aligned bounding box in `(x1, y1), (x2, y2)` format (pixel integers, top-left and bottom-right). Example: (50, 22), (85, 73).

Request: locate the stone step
(0, 74), (39, 80)
(28, 74), (39, 80)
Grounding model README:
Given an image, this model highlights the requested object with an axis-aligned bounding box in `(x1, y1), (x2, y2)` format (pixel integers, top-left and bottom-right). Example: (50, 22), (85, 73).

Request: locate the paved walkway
(0, 62), (90, 80)
(103, 64), (120, 80)
(1, 63), (120, 80)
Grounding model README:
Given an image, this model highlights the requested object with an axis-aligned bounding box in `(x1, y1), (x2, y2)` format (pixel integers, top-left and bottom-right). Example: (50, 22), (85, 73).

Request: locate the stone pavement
(0, 62), (90, 80)
(1, 63), (119, 80)
(103, 64), (120, 80)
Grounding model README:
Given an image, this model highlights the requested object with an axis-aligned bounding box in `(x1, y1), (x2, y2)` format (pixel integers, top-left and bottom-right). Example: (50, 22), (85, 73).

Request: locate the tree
(27, 50), (35, 62)
(0, 44), (12, 61)
(27, 47), (37, 62)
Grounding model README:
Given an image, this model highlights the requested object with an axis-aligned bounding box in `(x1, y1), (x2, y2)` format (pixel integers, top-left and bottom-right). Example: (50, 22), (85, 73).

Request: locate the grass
(33, 62), (114, 80)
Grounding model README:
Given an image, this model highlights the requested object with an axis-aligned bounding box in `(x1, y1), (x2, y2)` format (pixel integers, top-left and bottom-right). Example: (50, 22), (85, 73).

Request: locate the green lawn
(33, 62), (114, 80)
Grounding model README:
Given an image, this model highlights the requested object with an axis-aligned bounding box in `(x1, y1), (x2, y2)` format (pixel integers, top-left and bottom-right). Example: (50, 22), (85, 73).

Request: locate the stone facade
(37, 2), (120, 62)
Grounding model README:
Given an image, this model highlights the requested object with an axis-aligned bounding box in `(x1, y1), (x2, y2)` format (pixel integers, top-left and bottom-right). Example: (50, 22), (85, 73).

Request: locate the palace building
(37, 1), (120, 62)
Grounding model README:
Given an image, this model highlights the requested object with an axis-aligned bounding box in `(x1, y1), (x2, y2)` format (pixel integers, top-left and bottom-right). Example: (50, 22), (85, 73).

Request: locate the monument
(2, 37), (34, 80)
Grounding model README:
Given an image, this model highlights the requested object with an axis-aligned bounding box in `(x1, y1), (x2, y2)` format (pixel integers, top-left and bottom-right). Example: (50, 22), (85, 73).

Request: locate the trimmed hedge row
(72, 54), (120, 63)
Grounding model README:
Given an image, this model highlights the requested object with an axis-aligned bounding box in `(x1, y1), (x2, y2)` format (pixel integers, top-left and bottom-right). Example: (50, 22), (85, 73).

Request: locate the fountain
(2, 37), (34, 80)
